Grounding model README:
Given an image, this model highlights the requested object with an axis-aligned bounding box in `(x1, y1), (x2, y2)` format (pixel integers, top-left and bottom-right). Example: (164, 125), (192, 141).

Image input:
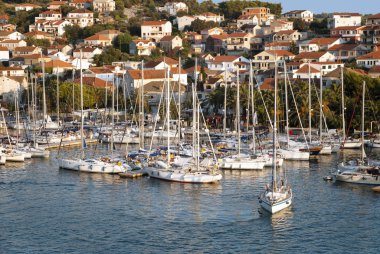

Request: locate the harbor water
(1, 145), (379, 253)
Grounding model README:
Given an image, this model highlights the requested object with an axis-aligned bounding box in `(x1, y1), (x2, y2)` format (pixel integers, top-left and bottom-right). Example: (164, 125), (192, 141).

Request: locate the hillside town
(0, 1), (379, 114)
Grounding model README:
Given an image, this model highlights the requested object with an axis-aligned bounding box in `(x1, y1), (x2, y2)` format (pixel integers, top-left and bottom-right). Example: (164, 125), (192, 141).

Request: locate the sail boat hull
(145, 167), (222, 183)
(259, 190), (292, 214)
(220, 158), (266, 170)
(334, 171), (380, 185)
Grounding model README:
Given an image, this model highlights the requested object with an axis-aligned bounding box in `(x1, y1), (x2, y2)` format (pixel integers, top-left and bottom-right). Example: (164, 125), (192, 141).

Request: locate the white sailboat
(220, 66), (266, 170)
(58, 50), (124, 174)
(259, 61), (292, 214)
(145, 62), (222, 183)
(334, 81), (380, 185)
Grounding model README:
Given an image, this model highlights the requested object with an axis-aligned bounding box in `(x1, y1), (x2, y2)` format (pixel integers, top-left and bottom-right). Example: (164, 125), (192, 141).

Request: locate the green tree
(190, 19), (217, 33)
(113, 32), (133, 53)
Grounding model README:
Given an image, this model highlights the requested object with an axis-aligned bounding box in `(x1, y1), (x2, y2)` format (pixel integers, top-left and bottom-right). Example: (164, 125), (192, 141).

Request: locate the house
(205, 34), (228, 53)
(0, 46), (9, 62)
(294, 51), (336, 63)
(327, 44), (368, 61)
(356, 50), (380, 68)
(95, 30), (120, 41)
(66, 9), (94, 28)
(71, 57), (91, 69)
(69, 0), (92, 9)
(83, 66), (115, 82)
(252, 50), (295, 70)
(273, 30), (304, 42)
(144, 57), (179, 70)
(0, 24), (16, 32)
(259, 78), (275, 90)
(84, 34), (112, 46)
(126, 69), (169, 89)
(225, 32), (253, 55)
(293, 64), (321, 79)
(141, 21), (172, 42)
(15, 3), (42, 12)
(176, 16), (196, 31)
(73, 47), (102, 61)
(241, 7), (272, 25)
(129, 39), (156, 56)
(93, 0), (116, 14)
(207, 55), (250, 72)
(282, 10), (313, 22)
(241, 24), (262, 36)
(368, 65), (380, 78)
(361, 25), (380, 46)
(0, 76), (27, 103)
(158, 2), (188, 16)
(29, 20), (72, 37)
(0, 66), (25, 76)
(366, 13), (380, 25)
(170, 67), (187, 85)
(298, 37), (343, 53)
(48, 51), (71, 61)
(237, 15), (259, 28)
(0, 31), (25, 40)
(266, 20), (294, 34)
(184, 32), (202, 44)
(47, 45), (73, 55)
(44, 59), (73, 76)
(159, 35), (182, 53)
(13, 46), (42, 57)
(35, 11), (62, 21)
(0, 40), (27, 51)
(309, 62), (344, 75)
(195, 12), (224, 24)
(328, 13), (362, 29)
(330, 26), (364, 42)
(47, 1), (67, 10)
(23, 54), (50, 65)
(201, 27), (224, 42)
(0, 15), (8, 26)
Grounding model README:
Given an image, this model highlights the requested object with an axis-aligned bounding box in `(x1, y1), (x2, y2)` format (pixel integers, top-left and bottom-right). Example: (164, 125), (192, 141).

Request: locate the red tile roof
(74, 77), (109, 89)
(356, 50), (380, 60)
(212, 55), (240, 63)
(295, 65), (320, 74)
(294, 51), (329, 60)
(44, 60), (72, 68)
(142, 21), (168, 26)
(265, 50), (295, 57)
(128, 69), (168, 79)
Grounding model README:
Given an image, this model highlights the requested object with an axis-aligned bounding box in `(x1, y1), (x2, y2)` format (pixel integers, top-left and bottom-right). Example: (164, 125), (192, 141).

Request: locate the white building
(282, 10), (313, 22)
(207, 55), (250, 72)
(93, 0), (116, 14)
(0, 46), (9, 62)
(237, 15), (259, 28)
(176, 16), (195, 31)
(158, 2), (188, 16)
(0, 31), (25, 40)
(35, 11), (62, 21)
(195, 12), (224, 24)
(328, 13), (362, 29)
(129, 39), (156, 56)
(298, 37), (343, 53)
(15, 3), (41, 12)
(73, 47), (103, 62)
(356, 51), (380, 68)
(29, 20), (72, 37)
(141, 20), (172, 42)
(0, 75), (27, 103)
(0, 40), (27, 51)
(66, 9), (94, 28)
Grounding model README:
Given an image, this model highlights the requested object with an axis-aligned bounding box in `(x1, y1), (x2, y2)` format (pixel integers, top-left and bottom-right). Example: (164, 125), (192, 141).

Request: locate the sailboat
(334, 81), (380, 185)
(259, 61), (292, 214)
(58, 50), (125, 174)
(220, 66), (266, 170)
(144, 64), (222, 183)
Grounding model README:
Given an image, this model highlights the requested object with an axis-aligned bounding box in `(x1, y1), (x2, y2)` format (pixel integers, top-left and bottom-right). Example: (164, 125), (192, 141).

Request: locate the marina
(1, 145), (380, 253)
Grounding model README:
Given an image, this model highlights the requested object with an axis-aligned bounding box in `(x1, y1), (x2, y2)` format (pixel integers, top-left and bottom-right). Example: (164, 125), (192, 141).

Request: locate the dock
(39, 139), (99, 150)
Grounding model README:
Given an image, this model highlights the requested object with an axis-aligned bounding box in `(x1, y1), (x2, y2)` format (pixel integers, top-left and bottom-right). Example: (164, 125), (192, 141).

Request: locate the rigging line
(286, 74), (310, 150)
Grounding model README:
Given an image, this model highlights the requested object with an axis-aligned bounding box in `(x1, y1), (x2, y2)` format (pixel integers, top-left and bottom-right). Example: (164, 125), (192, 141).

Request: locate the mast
(80, 49), (84, 160)
(308, 62), (312, 144)
(178, 56), (181, 148)
(56, 70), (60, 126)
(250, 61), (256, 154)
(361, 81), (365, 162)
(193, 58), (197, 158)
(223, 68), (227, 139)
(42, 57), (47, 127)
(140, 60), (145, 149)
(319, 70), (323, 142)
(272, 60), (278, 194)
(166, 67), (170, 167)
(236, 65), (241, 156)
(341, 67), (346, 143)
(284, 61), (290, 150)
(111, 77), (115, 159)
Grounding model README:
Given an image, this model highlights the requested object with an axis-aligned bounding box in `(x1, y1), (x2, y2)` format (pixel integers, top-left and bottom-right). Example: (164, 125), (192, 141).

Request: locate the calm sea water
(1, 145), (379, 253)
